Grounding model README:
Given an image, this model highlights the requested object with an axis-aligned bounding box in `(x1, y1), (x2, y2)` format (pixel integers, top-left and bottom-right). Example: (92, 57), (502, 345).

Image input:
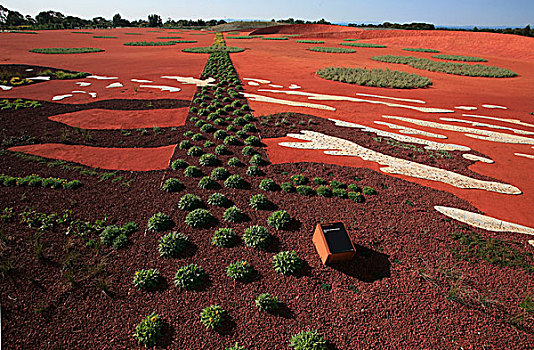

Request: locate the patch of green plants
(208, 193), (231, 207)
(223, 206), (246, 223)
(124, 41), (176, 46)
(100, 222), (138, 249)
(267, 210), (291, 230)
(255, 293), (280, 312)
(316, 66), (432, 88)
(198, 176), (218, 189)
(433, 54), (487, 62)
(243, 225), (271, 250)
(184, 165), (203, 178)
(29, 47), (104, 54)
(519, 295), (534, 314)
(371, 55), (517, 78)
(296, 40), (324, 44)
(158, 231), (189, 258)
(1, 173), (81, 189)
(348, 191), (365, 203)
(259, 178), (278, 191)
(226, 343), (247, 350)
(212, 228), (237, 247)
(343, 38), (360, 41)
(316, 185), (332, 197)
(261, 37), (288, 40)
(246, 166), (264, 177)
(0, 99), (41, 110)
(402, 48), (440, 53)
(147, 212), (174, 232)
(340, 42), (386, 48)
(183, 46), (245, 53)
(308, 46), (355, 53)
(273, 250), (304, 275)
(178, 194), (203, 211)
(224, 174), (247, 189)
(171, 159), (188, 170)
(226, 260), (254, 281)
(133, 268), (161, 290)
(174, 264), (205, 289)
(228, 157), (244, 167)
(93, 35), (117, 39)
(186, 208), (214, 228)
(289, 329), (327, 350)
(161, 178), (184, 192)
(199, 153), (219, 166)
(244, 136), (261, 146)
(249, 193), (270, 210)
(362, 186), (377, 195)
(134, 313), (163, 347)
(296, 185), (315, 196)
(200, 304), (226, 329)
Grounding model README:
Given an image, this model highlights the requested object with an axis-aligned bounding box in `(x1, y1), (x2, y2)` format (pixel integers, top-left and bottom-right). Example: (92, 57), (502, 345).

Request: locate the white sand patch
(462, 114), (534, 129)
(455, 106), (478, 111)
(241, 92), (335, 111)
(514, 153), (534, 159)
(87, 75), (118, 80)
(383, 115), (534, 146)
(88, 92), (97, 98)
(72, 90), (87, 94)
(27, 76), (50, 81)
(161, 76), (215, 87)
(0, 85), (13, 91)
(529, 240), (534, 248)
(374, 121), (447, 139)
(131, 79), (153, 83)
(356, 93), (425, 104)
(106, 82), (123, 88)
(441, 117), (534, 136)
(75, 82), (91, 87)
(244, 78), (271, 84)
(269, 84), (284, 88)
(482, 104), (507, 109)
(25, 68), (33, 72)
(289, 84), (301, 89)
(462, 153), (494, 163)
(280, 130), (520, 194)
(258, 89), (455, 114)
(435, 206), (534, 235)
(52, 94), (73, 101)
(247, 81), (260, 86)
(139, 85), (181, 92)
(329, 118), (468, 151)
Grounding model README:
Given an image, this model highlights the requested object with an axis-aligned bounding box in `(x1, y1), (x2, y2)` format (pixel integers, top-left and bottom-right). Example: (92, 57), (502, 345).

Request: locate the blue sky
(2, 0), (533, 26)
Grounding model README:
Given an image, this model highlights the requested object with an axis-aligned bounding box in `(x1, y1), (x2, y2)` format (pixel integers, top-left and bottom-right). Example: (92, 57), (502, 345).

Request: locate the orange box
(312, 222), (356, 265)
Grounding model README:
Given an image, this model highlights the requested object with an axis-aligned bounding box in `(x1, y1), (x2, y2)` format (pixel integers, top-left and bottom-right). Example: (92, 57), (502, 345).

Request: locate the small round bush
(280, 182), (295, 193)
(243, 225), (271, 250)
(313, 177), (327, 185)
(227, 260), (254, 281)
(178, 194), (203, 211)
(203, 140), (215, 148)
(147, 212), (174, 232)
(214, 129), (228, 140)
(198, 176), (218, 189)
(207, 192), (231, 207)
(233, 116), (246, 126)
(289, 329), (327, 350)
(226, 125), (237, 132)
(211, 167), (230, 180)
(200, 304), (226, 329)
(329, 180), (345, 189)
(184, 165), (203, 178)
(199, 153), (218, 166)
(63, 180), (82, 189)
(191, 133), (205, 142)
(212, 228), (237, 247)
(235, 130), (247, 139)
(200, 123), (214, 133)
(242, 123), (256, 133)
(215, 144), (231, 155)
(179, 139), (192, 149)
(224, 174), (247, 189)
(246, 166), (264, 177)
(347, 184), (361, 192)
(134, 313), (163, 347)
(363, 186), (377, 195)
(316, 185), (332, 197)
(195, 120), (206, 128)
(244, 136), (261, 146)
(291, 174), (308, 185)
(158, 231), (189, 258)
(161, 178), (184, 192)
(296, 185), (315, 196)
(188, 146), (203, 157)
(226, 343), (246, 350)
(255, 293), (280, 312)
(133, 268), (161, 290)
(185, 209), (214, 228)
(224, 135), (241, 145)
(183, 130), (194, 137)
(228, 157), (243, 167)
(171, 159), (188, 170)
(267, 210), (291, 230)
(259, 178), (278, 191)
(273, 250), (304, 275)
(249, 194), (270, 210)
(348, 191), (365, 203)
(223, 206), (246, 223)
(241, 146), (257, 156)
(174, 264), (205, 289)
(249, 154), (268, 166)
(332, 188), (348, 198)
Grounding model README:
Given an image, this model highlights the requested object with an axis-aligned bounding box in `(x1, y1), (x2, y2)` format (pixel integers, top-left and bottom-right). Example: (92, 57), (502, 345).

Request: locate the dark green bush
(198, 176), (218, 189)
(191, 133), (205, 142)
(243, 225), (271, 250)
(203, 140), (215, 148)
(161, 178), (184, 192)
(158, 231), (189, 258)
(246, 166), (264, 176)
(255, 293), (280, 312)
(329, 180), (345, 189)
(249, 193), (270, 210)
(174, 264), (205, 289)
(348, 191), (365, 203)
(313, 177), (326, 185)
(147, 213), (174, 232)
(340, 42), (386, 48)
(362, 186), (377, 195)
(291, 174), (308, 185)
(289, 329), (327, 350)
(184, 165), (203, 178)
(214, 129), (228, 140)
(185, 209), (214, 228)
(249, 154), (269, 166)
(280, 182), (295, 193)
(224, 135), (241, 145)
(199, 153), (218, 166)
(211, 167), (230, 180)
(259, 178), (278, 191)
(223, 206), (246, 223)
(215, 144), (231, 155)
(296, 185), (315, 196)
(199, 304), (226, 329)
(134, 313), (163, 347)
(133, 268), (161, 290)
(332, 188), (348, 198)
(273, 250), (304, 275)
(347, 184), (361, 192)
(224, 174), (247, 189)
(226, 260), (254, 281)
(316, 66), (432, 88)
(207, 193), (231, 207)
(178, 194), (203, 211)
(228, 157), (243, 167)
(212, 228), (237, 247)
(267, 210), (291, 230)
(316, 185), (332, 197)
(200, 123), (215, 133)
(171, 159), (188, 170)
(244, 136), (261, 146)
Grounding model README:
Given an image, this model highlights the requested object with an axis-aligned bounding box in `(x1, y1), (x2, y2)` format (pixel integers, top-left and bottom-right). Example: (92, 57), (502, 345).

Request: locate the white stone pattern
(87, 75), (118, 80)
(462, 114), (534, 129)
(243, 78), (271, 84)
(441, 117), (534, 136)
(373, 121), (447, 139)
(161, 76), (215, 87)
(514, 153), (534, 159)
(139, 85), (181, 92)
(482, 104), (507, 109)
(355, 93), (426, 104)
(278, 130), (521, 195)
(462, 153), (494, 163)
(106, 82), (123, 88)
(241, 92), (336, 111)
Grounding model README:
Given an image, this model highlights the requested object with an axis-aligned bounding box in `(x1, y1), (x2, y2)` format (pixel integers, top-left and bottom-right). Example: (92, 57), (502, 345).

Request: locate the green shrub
(242, 123), (256, 132)
(100, 223), (136, 249)
(308, 46), (355, 53)
(241, 146), (257, 156)
(243, 225), (271, 250)
(30, 47), (104, 54)
(214, 129), (228, 140)
(183, 130), (194, 137)
(316, 66), (432, 88)
(250, 194), (270, 210)
(313, 177), (326, 185)
(223, 206), (246, 223)
(185, 209), (214, 228)
(244, 136), (261, 146)
(296, 185), (315, 196)
(147, 213), (174, 232)
(224, 135), (241, 145)
(347, 184), (361, 192)
(259, 178), (278, 191)
(249, 154), (269, 165)
(296, 40), (324, 44)
(184, 165), (203, 178)
(316, 185), (332, 197)
(200, 123), (215, 133)
(124, 41), (175, 46)
(203, 140), (215, 148)
(362, 186), (377, 195)
(402, 48), (440, 53)
(178, 194), (203, 211)
(133, 268), (161, 290)
(329, 180), (345, 189)
(161, 178), (184, 192)
(433, 54), (487, 62)
(236, 130), (247, 139)
(280, 182), (295, 193)
(207, 193), (231, 207)
(199, 304), (226, 329)
(267, 210), (291, 230)
(332, 188), (348, 198)
(212, 228), (237, 247)
(215, 144), (231, 155)
(158, 231), (189, 258)
(224, 174), (247, 189)
(255, 293), (280, 312)
(273, 250), (304, 275)
(199, 153), (218, 166)
(228, 157), (243, 167)
(211, 167), (230, 180)
(348, 191), (365, 203)
(198, 176), (218, 189)
(174, 264), (205, 289)
(227, 260), (254, 281)
(227, 344), (246, 350)
(289, 329), (327, 350)
(171, 159), (188, 169)
(340, 42), (386, 48)
(188, 146), (203, 156)
(134, 313), (163, 347)
(183, 46), (245, 53)
(291, 174), (308, 185)
(246, 166), (264, 176)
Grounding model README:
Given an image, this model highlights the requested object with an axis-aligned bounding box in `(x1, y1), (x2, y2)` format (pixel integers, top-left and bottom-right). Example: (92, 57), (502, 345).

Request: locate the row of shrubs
(1, 99), (41, 110)
(0, 173), (82, 189)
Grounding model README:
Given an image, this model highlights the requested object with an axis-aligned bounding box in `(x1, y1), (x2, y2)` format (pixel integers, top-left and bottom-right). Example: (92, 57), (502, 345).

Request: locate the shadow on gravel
(158, 320), (176, 348)
(215, 314), (237, 336)
(271, 302), (294, 319)
(329, 244), (390, 283)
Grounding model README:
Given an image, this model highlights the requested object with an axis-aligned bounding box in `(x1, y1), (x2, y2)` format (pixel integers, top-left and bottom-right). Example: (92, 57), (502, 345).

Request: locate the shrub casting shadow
(329, 244), (390, 283)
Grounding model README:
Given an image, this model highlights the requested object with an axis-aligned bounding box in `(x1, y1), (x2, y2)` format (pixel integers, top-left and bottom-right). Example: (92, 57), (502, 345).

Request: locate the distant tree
(92, 16), (110, 28)
(6, 10), (26, 26)
(113, 13), (122, 27)
(0, 5), (9, 25)
(148, 14), (162, 27)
